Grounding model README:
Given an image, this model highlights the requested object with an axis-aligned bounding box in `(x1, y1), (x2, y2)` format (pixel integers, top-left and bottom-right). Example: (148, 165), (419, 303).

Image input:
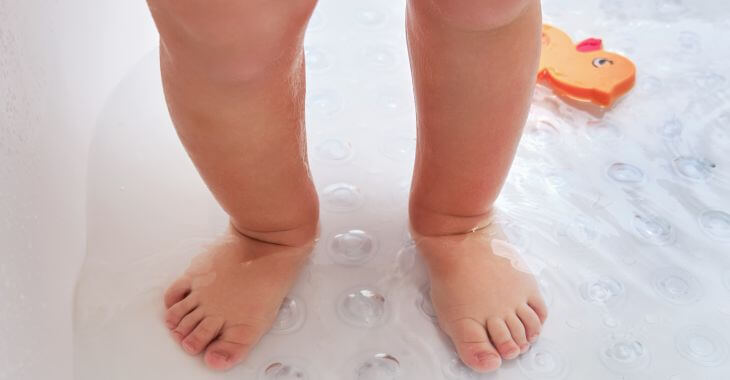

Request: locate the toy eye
(592, 57), (614, 67)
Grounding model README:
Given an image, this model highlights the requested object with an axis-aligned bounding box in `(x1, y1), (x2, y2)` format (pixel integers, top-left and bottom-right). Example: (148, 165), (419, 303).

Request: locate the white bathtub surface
(1, 1), (155, 379)
(74, 0), (730, 379)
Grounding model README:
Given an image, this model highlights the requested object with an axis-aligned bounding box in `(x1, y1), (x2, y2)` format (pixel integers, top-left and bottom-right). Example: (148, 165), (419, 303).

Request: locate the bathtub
(3, 0), (730, 379)
(0, 2), (156, 379)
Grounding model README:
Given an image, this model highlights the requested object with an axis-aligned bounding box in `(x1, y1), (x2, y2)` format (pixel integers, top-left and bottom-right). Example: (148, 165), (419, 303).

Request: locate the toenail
(499, 343), (519, 354)
(182, 341), (196, 352)
(475, 351), (500, 364)
(170, 331), (183, 341)
(165, 321), (176, 329)
(528, 335), (538, 343)
(210, 352), (229, 362)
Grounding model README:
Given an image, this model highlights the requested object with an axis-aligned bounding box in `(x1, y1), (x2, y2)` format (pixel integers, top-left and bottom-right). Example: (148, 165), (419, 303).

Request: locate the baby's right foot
(163, 225), (315, 371)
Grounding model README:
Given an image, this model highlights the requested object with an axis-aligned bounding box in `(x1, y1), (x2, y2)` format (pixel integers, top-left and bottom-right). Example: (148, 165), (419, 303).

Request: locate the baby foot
(163, 225), (314, 371)
(414, 223), (548, 373)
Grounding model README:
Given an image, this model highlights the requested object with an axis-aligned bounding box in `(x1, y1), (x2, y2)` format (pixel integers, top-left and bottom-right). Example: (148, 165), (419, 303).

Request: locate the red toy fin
(576, 38), (603, 52)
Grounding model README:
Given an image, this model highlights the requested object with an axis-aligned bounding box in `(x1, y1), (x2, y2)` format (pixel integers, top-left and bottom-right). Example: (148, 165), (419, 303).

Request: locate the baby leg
(146, 0), (318, 370)
(406, 0), (547, 372)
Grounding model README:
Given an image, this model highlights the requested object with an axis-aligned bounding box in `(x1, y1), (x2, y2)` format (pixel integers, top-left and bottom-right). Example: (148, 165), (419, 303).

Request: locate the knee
(424, 0), (536, 31)
(148, 0), (317, 83)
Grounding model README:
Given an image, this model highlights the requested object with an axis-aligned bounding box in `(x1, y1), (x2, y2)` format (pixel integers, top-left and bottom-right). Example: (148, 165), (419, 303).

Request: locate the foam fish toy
(538, 24), (636, 107)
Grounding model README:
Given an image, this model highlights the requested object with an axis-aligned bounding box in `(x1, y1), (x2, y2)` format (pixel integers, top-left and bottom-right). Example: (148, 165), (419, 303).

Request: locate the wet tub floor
(75, 0), (730, 379)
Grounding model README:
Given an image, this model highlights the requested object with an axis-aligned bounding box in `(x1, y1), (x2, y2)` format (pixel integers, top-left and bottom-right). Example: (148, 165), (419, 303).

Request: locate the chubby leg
(406, 0), (547, 372)
(146, 0), (318, 371)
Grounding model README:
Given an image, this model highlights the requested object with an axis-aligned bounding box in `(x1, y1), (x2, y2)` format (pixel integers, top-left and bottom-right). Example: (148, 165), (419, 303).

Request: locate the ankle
(230, 218), (319, 247)
(409, 202), (495, 237)
(230, 195), (320, 247)
(224, 175), (320, 247)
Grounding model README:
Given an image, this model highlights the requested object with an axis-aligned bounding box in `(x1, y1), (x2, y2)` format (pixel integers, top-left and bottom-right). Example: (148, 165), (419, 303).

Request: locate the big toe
(203, 324), (260, 371)
(445, 318), (502, 372)
(203, 340), (252, 371)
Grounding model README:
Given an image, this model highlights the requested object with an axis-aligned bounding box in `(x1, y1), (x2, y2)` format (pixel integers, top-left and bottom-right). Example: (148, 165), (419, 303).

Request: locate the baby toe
(487, 318), (521, 360)
(165, 294), (198, 329)
(529, 296), (549, 323)
(171, 307), (204, 342)
(444, 318), (502, 372)
(164, 275), (192, 308)
(505, 314), (529, 352)
(517, 304), (542, 343)
(181, 316), (223, 355)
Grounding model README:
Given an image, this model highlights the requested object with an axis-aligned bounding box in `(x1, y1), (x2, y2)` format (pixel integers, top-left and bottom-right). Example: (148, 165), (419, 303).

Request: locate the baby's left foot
(414, 222), (548, 373)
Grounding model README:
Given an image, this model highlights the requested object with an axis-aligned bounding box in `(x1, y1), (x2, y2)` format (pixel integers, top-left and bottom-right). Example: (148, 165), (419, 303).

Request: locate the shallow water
(75, 0), (730, 378)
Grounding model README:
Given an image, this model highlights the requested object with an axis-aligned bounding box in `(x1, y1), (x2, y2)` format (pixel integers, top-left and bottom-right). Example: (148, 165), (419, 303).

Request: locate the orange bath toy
(539, 24), (636, 107)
